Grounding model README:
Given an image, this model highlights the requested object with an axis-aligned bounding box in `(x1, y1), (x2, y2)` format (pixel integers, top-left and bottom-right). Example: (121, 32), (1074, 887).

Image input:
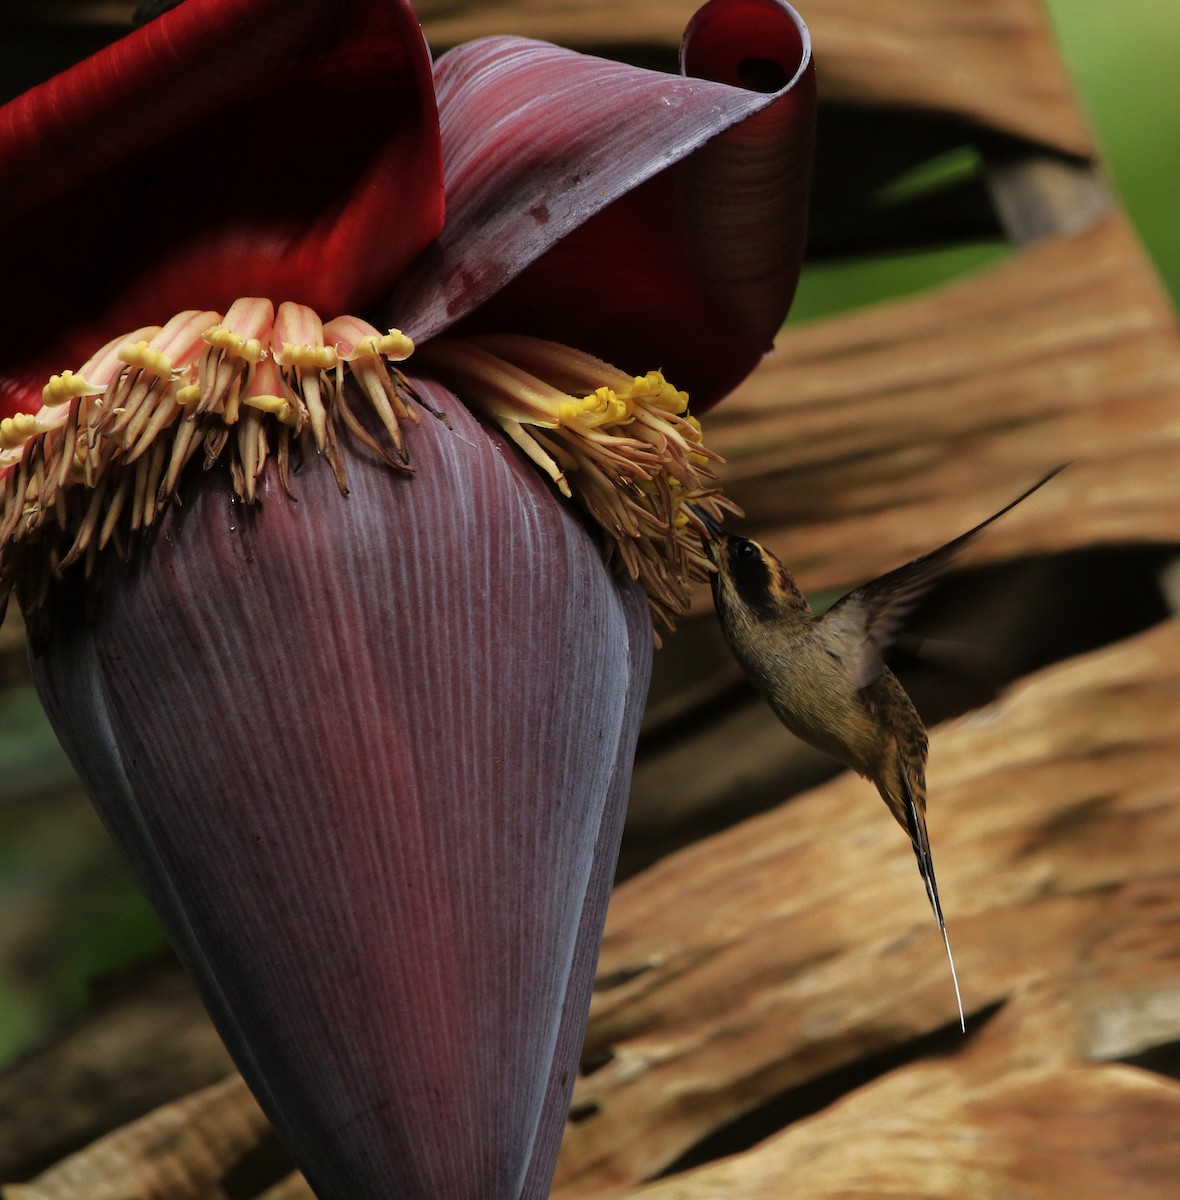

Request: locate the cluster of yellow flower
(417, 333), (735, 633)
(1, 314), (730, 633)
(0, 299), (418, 616)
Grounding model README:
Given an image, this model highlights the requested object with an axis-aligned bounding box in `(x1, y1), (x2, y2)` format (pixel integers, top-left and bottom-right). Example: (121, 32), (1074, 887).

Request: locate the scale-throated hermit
(690, 468), (1064, 1031)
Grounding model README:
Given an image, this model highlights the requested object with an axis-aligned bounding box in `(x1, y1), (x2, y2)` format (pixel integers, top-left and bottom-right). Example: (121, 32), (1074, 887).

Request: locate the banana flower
(0, 0), (814, 1195)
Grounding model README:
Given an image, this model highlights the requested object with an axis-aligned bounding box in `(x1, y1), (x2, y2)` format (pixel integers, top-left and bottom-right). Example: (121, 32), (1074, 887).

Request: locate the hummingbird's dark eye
(727, 537), (778, 616)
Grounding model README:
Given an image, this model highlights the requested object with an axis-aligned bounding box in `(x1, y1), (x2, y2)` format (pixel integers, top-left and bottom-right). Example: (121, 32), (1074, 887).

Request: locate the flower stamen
(326, 316), (419, 469)
(417, 334), (736, 634)
(0, 299), (419, 618)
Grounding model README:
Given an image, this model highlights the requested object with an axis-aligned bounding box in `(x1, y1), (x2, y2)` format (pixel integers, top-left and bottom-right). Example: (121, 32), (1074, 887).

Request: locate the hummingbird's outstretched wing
(820, 466), (1065, 689)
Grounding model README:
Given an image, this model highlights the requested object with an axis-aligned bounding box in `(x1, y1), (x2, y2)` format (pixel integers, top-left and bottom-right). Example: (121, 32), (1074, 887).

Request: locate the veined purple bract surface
(0, 0), (815, 1196)
(33, 387), (654, 1197)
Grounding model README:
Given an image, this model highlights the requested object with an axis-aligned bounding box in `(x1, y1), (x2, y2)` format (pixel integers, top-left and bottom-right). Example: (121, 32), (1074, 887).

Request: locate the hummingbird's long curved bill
(683, 501), (728, 541)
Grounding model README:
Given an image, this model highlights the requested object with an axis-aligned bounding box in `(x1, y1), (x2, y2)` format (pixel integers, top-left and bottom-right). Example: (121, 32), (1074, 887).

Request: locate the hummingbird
(687, 468), (1064, 1032)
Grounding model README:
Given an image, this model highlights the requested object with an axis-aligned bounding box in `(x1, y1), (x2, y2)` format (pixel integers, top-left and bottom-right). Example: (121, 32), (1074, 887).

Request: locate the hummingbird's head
(684, 504), (807, 623)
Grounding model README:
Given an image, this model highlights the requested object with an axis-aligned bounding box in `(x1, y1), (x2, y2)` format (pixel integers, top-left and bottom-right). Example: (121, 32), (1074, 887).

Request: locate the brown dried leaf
(6, 1075), (266, 1200)
(417, 0), (1093, 156)
(0, 958), (232, 1181)
(622, 999), (1180, 1199)
(699, 213), (1180, 608)
(254, 1175), (315, 1200)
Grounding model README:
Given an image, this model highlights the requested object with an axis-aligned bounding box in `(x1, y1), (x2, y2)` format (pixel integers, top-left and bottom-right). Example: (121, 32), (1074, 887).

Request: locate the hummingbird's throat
(416, 334), (734, 635)
(0, 309), (732, 635)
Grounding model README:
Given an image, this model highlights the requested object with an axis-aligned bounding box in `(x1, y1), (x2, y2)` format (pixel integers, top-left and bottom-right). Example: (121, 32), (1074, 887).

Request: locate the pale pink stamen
(274, 302), (337, 453)
(196, 299), (273, 422)
(326, 316), (418, 463)
(110, 311), (219, 458)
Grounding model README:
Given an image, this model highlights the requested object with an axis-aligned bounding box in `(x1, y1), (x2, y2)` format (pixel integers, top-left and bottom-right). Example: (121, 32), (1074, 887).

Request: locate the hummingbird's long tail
(900, 771), (966, 1033)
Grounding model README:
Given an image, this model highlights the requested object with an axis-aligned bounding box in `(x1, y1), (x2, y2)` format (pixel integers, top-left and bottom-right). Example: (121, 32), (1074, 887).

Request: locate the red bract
(0, 1), (814, 1196)
(0, 0), (443, 412)
(389, 5), (814, 406)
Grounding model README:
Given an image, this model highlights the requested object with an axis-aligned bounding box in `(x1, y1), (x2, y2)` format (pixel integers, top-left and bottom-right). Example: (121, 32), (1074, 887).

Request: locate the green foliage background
(791, 0), (1180, 323)
(0, 0), (1176, 1066)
